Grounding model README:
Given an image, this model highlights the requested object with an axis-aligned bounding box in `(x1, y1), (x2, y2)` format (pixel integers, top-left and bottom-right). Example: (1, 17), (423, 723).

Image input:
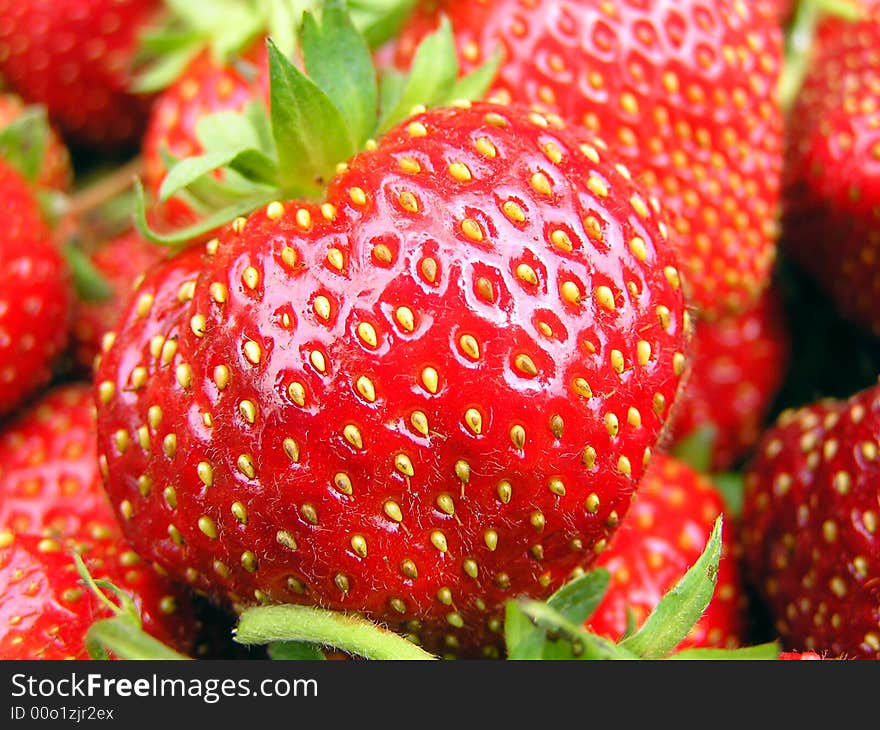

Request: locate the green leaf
(712, 472), (745, 519)
(378, 15), (459, 132)
(63, 245), (113, 303)
(450, 46), (503, 102)
(234, 604), (438, 660)
(545, 568), (610, 625)
(86, 615), (192, 660)
(132, 45), (203, 94)
(0, 106), (49, 185)
(267, 39), (356, 198)
(672, 425), (718, 474)
(158, 148), (255, 202)
(348, 0), (417, 49)
(300, 0), (378, 147)
(670, 642), (782, 661)
(503, 601), (549, 660)
(268, 641), (327, 660)
(619, 516), (724, 659)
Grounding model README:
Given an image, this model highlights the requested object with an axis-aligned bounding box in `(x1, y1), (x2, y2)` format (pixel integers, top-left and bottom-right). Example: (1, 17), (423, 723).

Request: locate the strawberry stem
(64, 156), (144, 222)
(234, 605), (438, 660)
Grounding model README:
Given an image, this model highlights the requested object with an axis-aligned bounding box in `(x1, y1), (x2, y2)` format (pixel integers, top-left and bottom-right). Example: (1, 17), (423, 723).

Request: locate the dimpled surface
(95, 101), (689, 657)
(394, 0), (783, 318)
(588, 454), (745, 650)
(782, 10), (880, 337)
(0, 0), (160, 150)
(742, 384), (880, 659)
(0, 158), (71, 419)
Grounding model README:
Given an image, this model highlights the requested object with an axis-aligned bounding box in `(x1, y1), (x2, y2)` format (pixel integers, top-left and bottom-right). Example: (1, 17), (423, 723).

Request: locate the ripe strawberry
(95, 98), (690, 658)
(0, 0), (161, 151)
(71, 228), (166, 372)
(587, 454), (745, 650)
(392, 0), (784, 318)
(0, 527), (196, 659)
(741, 381), (880, 659)
(668, 288), (791, 470)
(0, 157), (72, 420)
(781, 3), (880, 337)
(0, 383), (110, 536)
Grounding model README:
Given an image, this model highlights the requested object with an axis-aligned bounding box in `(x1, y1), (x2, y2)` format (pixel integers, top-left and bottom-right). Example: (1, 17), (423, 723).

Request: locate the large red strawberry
(0, 0), (161, 151)
(0, 157), (72, 420)
(587, 454), (746, 650)
(781, 1), (880, 337)
(391, 0), (784, 319)
(95, 14), (691, 657)
(0, 527), (196, 659)
(741, 381), (880, 659)
(668, 287), (791, 471)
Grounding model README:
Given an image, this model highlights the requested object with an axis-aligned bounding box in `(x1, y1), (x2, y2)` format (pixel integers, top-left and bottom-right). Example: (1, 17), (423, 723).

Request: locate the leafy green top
(136, 0), (500, 247)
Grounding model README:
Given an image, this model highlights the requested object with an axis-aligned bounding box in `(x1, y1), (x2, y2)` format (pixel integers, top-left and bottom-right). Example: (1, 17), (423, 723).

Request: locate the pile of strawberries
(0, 0), (877, 661)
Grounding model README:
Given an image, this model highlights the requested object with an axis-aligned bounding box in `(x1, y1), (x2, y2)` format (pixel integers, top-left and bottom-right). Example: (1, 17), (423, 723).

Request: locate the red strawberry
(392, 0), (784, 318)
(0, 527), (196, 659)
(95, 99), (691, 658)
(779, 650), (827, 660)
(741, 381), (880, 659)
(587, 454), (745, 650)
(668, 288), (791, 470)
(71, 228), (166, 372)
(781, 3), (880, 337)
(0, 383), (110, 536)
(0, 157), (71, 420)
(0, 0), (161, 151)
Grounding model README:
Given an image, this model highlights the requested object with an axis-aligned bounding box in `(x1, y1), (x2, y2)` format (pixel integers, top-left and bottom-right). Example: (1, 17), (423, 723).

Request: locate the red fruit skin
(0, 529), (195, 659)
(742, 383), (880, 659)
(142, 44), (270, 233)
(71, 228), (166, 373)
(95, 102), (690, 657)
(668, 288), (790, 470)
(393, 0), (784, 318)
(779, 651), (826, 660)
(782, 10), (880, 337)
(0, 92), (71, 192)
(0, 384), (110, 537)
(0, 0), (161, 151)
(587, 454), (745, 650)
(0, 158), (71, 420)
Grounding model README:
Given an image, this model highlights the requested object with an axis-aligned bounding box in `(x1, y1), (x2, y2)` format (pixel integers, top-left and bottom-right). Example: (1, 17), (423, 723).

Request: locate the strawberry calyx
(134, 0), (500, 247)
(671, 427), (745, 518)
(779, 0), (864, 112)
(133, 0), (417, 94)
(72, 552), (191, 660)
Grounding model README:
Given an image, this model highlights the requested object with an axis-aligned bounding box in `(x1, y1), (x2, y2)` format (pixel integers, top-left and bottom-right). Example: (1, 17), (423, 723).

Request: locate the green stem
(234, 605), (439, 660)
(778, 0), (863, 113)
(86, 616), (192, 660)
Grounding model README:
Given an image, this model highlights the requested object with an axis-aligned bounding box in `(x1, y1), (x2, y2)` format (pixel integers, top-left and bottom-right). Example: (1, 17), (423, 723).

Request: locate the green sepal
(712, 472), (745, 519)
(669, 642), (781, 661)
(451, 46), (503, 102)
(347, 0), (417, 49)
(268, 641), (327, 660)
(671, 425), (717, 474)
(63, 244), (113, 303)
(86, 615), (192, 661)
(0, 105), (51, 186)
(618, 516), (724, 659)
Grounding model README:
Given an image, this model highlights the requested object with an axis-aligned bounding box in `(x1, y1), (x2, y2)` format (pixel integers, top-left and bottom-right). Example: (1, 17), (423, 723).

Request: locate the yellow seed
(548, 478), (566, 496)
(239, 400), (257, 424)
(475, 137), (497, 158)
(175, 363), (193, 388)
(497, 480), (512, 503)
(484, 529), (498, 551)
(198, 516), (217, 539)
(664, 266), (682, 289)
(321, 203), (337, 221)
(465, 408), (483, 435)
(629, 236), (648, 262)
(502, 200), (526, 223)
(461, 218), (483, 242)
(573, 378), (593, 399)
(310, 350), (327, 373)
(459, 334), (480, 360)
(595, 285), (616, 311)
(510, 425), (526, 450)
(266, 201), (284, 220)
(209, 282), (228, 303)
(611, 349), (625, 374)
(455, 460), (471, 483)
(160, 338), (177, 365)
(283, 437), (300, 463)
(516, 263), (538, 286)
(343, 424), (363, 450)
(448, 162), (473, 182)
(618, 456), (632, 476)
(395, 453), (414, 477)
(373, 243), (394, 264)
(550, 229), (573, 252)
(357, 322), (378, 348)
(384, 500), (403, 522)
(399, 156), (421, 173)
(334, 473), (353, 496)
(350, 535), (368, 558)
(241, 551), (258, 573)
(411, 411), (429, 436)
(421, 366), (439, 393)
(288, 381), (306, 406)
(587, 175), (609, 198)
(242, 266), (260, 290)
(462, 559), (478, 579)
(436, 493), (455, 515)
(531, 172), (552, 196)
(421, 257), (438, 283)
(190, 314), (207, 337)
(237, 454), (256, 479)
(637, 340), (652, 366)
(232, 502), (247, 524)
(327, 248), (344, 271)
(561, 280), (581, 304)
(281, 246), (297, 269)
(605, 413), (619, 437)
(295, 208), (311, 230)
(349, 187), (367, 206)
(395, 307), (415, 332)
(407, 121), (428, 137)
(98, 381), (115, 404)
(430, 530), (448, 552)
(314, 295), (331, 321)
(398, 191), (419, 213)
(243, 340), (261, 365)
(514, 354), (538, 376)
(197, 461), (213, 487)
(356, 375), (376, 402)
(135, 293), (154, 318)
(627, 407), (642, 428)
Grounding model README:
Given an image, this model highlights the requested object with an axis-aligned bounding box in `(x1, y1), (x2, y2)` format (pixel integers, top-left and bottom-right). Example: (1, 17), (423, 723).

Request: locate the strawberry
(587, 454), (745, 650)
(781, 2), (880, 337)
(71, 228), (166, 372)
(95, 8), (691, 657)
(0, 527), (196, 659)
(668, 287), (791, 471)
(741, 381), (880, 659)
(0, 157), (72, 420)
(0, 0), (162, 151)
(0, 383), (111, 536)
(391, 0), (784, 319)
(0, 381), (198, 659)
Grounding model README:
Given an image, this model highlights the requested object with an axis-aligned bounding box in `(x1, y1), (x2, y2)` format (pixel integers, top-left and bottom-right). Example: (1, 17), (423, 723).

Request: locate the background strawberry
(587, 454), (746, 650)
(668, 287), (791, 471)
(741, 380), (880, 659)
(391, 0), (784, 319)
(0, 93), (71, 193)
(0, 157), (72, 420)
(0, 0), (162, 152)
